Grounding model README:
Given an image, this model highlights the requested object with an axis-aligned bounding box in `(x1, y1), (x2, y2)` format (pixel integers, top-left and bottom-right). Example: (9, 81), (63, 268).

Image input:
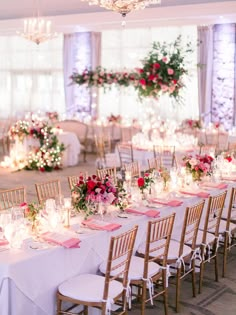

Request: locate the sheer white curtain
(100, 26), (199, 122)
(0, 36), (65, 119)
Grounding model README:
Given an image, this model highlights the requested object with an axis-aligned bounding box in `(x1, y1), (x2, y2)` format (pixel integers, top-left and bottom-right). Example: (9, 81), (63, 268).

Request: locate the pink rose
(162, 57), (168, 63)
(167, 68), (174, 75)
(139, 78), (146, 86)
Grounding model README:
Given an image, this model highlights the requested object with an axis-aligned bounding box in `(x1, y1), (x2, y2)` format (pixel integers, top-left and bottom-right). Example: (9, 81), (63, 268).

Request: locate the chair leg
(199, 261), (205, 294)
(84, 305), (89, 315)
(191, 260), (196, 298)
(56, 295), (62, 315)
(222, 233), (228, 278)
(141, 280), (147, 315)
(175, 267), (181, 312)
(214, 252), (219, 282)
(163, 279), (169, 315)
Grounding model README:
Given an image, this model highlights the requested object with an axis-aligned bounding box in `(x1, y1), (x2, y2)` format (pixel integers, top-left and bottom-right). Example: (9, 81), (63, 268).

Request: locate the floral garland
(71, 36), (193, 100)
(9, 119), (65, 172)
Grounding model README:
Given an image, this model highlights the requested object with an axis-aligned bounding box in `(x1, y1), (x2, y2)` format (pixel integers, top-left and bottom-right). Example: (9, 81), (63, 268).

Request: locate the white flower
(189, 158), (198, 167)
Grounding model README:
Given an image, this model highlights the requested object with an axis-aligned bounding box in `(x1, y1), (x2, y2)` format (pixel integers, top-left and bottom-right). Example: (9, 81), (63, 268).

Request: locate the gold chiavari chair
(35, 179), (61, 205)
(68, 172), (88, 190)
(148, 157), (159, 171)
(123, 161), (140, 178)
(0, 186), (26, 210)
(153, 145), (176, 170)
(96, 167), (117, 184)
(100, 214), (175, 315)
(57, 225), (138, 315)
(218, 187), (236, 277)
(154, 200), (204, 312)
(197, 191), (227, 293)
(117, 143), (134, 166)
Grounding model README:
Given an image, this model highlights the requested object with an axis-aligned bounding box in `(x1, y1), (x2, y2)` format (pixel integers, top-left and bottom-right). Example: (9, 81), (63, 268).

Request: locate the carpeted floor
(0, 152), (236, 314)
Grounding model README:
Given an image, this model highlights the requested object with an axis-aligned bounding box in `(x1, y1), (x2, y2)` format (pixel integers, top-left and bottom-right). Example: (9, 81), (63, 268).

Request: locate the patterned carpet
(131, 248), (236, 315)
(0, 153), (236, 314)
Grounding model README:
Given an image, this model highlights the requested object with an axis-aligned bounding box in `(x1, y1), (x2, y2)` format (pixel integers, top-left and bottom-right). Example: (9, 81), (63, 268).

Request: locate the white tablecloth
(0, 184), (232, 315)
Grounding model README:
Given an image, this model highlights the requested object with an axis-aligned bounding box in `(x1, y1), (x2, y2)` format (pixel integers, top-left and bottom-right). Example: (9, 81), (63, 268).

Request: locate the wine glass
(0, 210), (12, 239)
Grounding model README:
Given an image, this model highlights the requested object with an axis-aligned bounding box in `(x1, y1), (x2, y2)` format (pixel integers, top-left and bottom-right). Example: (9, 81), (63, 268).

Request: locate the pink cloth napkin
(222, 176), (236, 182)
(125, 208), (160, 218)
(201, 182), (228, 189)
(150, 198), (183, 207)
(0, 239), (8, 246)
(179, 190), (210, 198)
(41, 232), (81, 248)
(82, 219), (122, 231)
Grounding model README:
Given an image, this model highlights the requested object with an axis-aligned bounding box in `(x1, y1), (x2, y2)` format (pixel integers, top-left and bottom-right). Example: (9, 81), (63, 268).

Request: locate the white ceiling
(0, 0), (236, 33)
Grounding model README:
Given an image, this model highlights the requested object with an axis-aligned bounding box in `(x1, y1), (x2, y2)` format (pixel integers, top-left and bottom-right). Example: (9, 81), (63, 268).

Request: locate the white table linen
(0, 184), (232, 315)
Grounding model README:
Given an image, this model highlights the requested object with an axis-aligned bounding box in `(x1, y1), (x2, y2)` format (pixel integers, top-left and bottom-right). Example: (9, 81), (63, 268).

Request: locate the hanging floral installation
(71, 36), (194, 100)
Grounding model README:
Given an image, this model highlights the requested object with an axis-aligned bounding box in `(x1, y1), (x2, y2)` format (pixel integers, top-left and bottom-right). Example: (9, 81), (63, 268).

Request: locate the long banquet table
(0, 183), (233, 315)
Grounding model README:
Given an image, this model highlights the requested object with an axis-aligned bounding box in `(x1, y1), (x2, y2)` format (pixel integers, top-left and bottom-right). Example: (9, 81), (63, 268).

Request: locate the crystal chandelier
(82, 0), (162, 17)
(17, 17), (58, 45)
(17, 0), (57, 45)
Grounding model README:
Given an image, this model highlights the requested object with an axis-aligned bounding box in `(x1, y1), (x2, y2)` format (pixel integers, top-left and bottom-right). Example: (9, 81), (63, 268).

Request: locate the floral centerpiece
(20, 202), (42, 232)
(46, 111), (59, 121)
(182, 119), (202, 130)
(71, 36), (193, 100)
(159, 167), (171, 190)
(183, 154), (214, 181)
(107, 114), (122, 124)
(72, 174), (126, 218)
(137, 172), (155, 195)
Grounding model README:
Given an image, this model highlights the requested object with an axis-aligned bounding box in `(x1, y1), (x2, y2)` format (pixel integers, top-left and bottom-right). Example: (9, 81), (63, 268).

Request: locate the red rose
(153, 63), (160, 70)
(138, 68), (144, 73)
(139, 78), (146, 86)
(144, 173), (149, 177)
(137, 177), (145, 187)
(39, 167), (45, 172)
(148, 74), (155, 81)
(87, 180), (96, 190)
(226, 156), (232, 162)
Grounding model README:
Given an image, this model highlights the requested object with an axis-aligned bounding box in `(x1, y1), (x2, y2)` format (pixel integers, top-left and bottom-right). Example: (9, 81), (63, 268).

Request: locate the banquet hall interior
(0, 1), (236, 315)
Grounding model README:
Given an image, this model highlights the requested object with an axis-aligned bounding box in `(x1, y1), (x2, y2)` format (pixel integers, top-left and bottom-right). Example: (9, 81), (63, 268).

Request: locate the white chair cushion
(194, 230), (215, 246)
(137, 239), (192, 260)
(99, 256), (161, 281)
(58, 274), (123, 302)
(221, 208), (236, 220)
(219, 220), (236, 234)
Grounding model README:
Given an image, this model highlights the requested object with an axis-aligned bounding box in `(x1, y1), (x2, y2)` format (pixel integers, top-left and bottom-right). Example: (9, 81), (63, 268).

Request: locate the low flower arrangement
(72, 174), (127, 218)
(137, 172), (155, 194)
(107, 114), (122, 124)
(182, 119), (202, 130)
(183, 154), (214, 181)
(46, 111), (59, 121)
(159, 167), (171, 188)
(71, 36), (193, 100)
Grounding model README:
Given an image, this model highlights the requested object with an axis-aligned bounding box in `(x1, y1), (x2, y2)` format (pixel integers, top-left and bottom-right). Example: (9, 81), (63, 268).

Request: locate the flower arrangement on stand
(9, 120), (30, 142)
(8, 119), (65, 172)
(72, 174), (127, 218)
(183, 154), (214, 181)
(71, 36), (193, 101)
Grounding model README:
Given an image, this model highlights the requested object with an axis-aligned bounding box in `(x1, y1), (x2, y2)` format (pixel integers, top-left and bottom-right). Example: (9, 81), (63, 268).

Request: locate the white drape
(63, 32), (101, 119)
(197, 25), (214, 125)
(0, 36), (65, 119)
